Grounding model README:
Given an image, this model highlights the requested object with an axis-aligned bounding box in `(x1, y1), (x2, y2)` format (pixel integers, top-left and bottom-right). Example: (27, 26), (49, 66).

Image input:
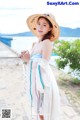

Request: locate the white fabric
(25, 58), (60, 120)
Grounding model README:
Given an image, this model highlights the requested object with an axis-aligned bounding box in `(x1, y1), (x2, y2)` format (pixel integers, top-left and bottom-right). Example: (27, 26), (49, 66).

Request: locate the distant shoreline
(0, 26), (80, 37)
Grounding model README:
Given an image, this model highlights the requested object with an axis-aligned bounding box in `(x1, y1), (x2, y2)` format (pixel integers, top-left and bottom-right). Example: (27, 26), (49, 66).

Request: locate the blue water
(51, 53), (58, 56)
(11, 36), (80, 55)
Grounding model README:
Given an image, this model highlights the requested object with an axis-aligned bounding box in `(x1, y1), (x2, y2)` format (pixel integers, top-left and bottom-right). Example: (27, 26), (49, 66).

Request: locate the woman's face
(36, 17), (52, 38)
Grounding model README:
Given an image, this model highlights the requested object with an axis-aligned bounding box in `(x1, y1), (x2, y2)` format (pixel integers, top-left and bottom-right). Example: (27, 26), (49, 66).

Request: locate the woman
(20, 13), (60, 120)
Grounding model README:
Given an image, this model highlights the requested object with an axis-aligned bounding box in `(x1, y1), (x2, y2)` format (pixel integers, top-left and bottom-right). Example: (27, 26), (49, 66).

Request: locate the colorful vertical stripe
(30, 60), (33, 101)
(38, 65), (45, 89)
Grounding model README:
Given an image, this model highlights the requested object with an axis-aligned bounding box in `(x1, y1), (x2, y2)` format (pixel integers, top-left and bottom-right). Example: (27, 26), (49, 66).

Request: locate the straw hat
(26, 13), (60, 41)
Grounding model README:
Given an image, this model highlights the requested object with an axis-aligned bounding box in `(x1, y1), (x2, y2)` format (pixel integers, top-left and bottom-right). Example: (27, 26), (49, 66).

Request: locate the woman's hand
(19, 50), (30, 63)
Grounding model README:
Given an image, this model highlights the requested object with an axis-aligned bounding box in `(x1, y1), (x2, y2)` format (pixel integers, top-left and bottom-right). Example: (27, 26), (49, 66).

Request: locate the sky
(0, 0), (80, 34)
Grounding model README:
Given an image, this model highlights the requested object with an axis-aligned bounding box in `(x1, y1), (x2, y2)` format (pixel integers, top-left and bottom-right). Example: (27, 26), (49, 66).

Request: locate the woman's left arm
(19, 50), (30, 64)
(42, 39), (52, 60)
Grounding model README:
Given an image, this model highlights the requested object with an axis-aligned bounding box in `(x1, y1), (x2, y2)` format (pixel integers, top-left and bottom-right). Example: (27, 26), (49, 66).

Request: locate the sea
(11, 36), (80, 54)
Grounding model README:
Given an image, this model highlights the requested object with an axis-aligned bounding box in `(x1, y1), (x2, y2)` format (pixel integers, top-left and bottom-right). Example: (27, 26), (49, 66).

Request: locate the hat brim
(26, 14), (60, 41)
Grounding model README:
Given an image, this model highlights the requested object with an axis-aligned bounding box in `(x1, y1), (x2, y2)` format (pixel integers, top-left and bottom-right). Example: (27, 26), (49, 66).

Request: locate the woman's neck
(38, 37), (43, 43)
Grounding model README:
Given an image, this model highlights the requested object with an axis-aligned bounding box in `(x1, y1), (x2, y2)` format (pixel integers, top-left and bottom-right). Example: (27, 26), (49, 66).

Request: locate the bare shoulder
(42, 39), (52, 48)
(43, 39), (51, 43)
(43, 39), (52, 45)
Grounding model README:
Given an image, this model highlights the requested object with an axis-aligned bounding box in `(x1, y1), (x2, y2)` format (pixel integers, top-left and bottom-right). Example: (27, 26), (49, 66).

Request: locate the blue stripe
(30, 61), (33, 101)
(38, 65), (45, 89)
(31, 54), (42, 60)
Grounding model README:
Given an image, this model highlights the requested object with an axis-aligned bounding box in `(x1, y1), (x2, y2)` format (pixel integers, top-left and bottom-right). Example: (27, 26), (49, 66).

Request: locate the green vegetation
(53, 39), (80, 81)
(72, 78), (80, 84)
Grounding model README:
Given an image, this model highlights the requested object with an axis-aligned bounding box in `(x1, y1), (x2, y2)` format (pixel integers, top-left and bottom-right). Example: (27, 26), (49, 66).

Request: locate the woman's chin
(37, 33), (44, 38)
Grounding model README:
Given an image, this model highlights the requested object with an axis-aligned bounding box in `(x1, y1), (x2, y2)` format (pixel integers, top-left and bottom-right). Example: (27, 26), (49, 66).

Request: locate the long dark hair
(37, 16), (53, 41)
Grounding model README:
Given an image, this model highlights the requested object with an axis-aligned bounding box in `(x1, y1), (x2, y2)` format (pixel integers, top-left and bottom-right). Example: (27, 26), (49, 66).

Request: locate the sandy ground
(0, 58), (80, 120)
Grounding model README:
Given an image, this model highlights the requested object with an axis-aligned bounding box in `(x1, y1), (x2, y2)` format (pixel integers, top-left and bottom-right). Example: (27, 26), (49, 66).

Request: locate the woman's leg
(38, 92), (44, 120)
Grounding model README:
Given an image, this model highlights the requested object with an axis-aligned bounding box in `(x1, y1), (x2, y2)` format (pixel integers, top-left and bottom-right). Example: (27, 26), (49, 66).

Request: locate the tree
(53, 39), (80, 79)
